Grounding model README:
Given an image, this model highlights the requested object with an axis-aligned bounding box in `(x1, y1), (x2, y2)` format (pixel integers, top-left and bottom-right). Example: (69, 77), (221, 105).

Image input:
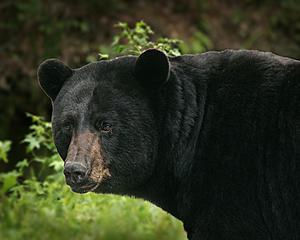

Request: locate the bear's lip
(71, 182), (100, 194)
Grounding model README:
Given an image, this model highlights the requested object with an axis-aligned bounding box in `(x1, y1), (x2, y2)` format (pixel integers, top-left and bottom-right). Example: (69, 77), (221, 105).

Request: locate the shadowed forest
(0, 0), (299, 239)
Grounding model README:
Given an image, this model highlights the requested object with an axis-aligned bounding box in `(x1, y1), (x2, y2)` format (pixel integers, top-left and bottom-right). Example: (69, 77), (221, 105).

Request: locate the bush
(87, 21), (183, 62)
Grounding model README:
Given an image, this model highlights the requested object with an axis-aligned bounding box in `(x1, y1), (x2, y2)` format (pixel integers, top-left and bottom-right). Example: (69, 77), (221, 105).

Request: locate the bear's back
(173, 50), (300, 239)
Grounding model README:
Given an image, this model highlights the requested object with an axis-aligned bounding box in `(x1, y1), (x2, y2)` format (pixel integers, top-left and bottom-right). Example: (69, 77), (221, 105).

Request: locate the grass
(0, 183), (186, 240)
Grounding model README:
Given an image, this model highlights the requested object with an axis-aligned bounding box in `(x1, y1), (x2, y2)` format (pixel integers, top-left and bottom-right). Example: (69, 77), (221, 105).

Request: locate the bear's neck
(133, 65), (208, 223)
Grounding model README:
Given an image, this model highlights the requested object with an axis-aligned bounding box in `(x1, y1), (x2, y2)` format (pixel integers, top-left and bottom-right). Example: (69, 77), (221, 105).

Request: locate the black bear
(38, 49), (300, 240)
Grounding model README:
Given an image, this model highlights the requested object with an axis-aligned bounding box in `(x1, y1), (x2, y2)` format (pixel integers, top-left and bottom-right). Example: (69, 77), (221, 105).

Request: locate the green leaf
(98, 53), (109, 60)
(16, 159), (29, 172)
(0, 140), (12, 163)
(0, 171), (20, 194)
(49, 159), (64, 172)
(23, 133), (41, 152)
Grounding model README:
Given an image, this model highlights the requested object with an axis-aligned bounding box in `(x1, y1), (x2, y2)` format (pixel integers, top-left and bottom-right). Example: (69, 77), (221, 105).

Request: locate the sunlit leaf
(0, 171), (20, 194)
(16, 159), (29, 172)
(0, 140), (11, 163)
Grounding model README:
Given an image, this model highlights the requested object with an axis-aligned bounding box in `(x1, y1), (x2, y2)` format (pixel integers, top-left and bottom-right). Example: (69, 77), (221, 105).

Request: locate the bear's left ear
(38, 59), (73, 101)
(135, 49), (170, 89)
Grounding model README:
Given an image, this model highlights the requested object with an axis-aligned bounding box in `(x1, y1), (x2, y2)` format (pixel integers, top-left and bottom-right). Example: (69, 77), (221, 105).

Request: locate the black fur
(38, 49), (300, 239)
(38, 59), (73, 100)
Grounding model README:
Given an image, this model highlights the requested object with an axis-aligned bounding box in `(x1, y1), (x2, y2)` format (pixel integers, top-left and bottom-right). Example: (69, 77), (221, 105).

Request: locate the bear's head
(38, 49), (170, 194)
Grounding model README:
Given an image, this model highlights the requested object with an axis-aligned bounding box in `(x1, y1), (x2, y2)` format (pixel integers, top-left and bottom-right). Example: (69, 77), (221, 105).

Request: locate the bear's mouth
(71, 181), (100, 194)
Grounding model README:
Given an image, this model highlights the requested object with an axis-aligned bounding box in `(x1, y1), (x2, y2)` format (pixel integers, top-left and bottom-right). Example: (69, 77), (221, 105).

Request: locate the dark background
(0, 0), (299, 168)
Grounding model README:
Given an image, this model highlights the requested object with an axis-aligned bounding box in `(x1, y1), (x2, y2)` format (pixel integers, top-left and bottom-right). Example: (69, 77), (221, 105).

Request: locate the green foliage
(95, 21), (183, 60)
(88, 20), (213, 63)
(112, 21), (183, 56)
(23, 113), (54, 152)
(0, 140), (11, 163)
(0, 113), (62, 195)
(0, 141), (21, 194)
(0, 116), (186, 239)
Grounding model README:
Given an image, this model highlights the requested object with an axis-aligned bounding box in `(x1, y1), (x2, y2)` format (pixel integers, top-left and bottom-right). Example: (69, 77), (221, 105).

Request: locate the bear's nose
(64, 163), (88, 185)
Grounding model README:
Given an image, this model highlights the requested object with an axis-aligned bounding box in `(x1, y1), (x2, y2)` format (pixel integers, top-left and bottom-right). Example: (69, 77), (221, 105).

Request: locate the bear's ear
(37, 59), (73, 101)
(135, 49), (170, 89)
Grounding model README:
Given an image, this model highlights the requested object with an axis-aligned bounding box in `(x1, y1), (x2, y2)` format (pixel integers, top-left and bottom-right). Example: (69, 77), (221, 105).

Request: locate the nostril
(64, 163), (88, 184)
(73, 170), (85, 181)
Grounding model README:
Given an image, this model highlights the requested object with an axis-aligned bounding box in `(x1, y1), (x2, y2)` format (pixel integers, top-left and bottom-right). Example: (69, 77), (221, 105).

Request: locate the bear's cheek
(88, 141), (111, 183)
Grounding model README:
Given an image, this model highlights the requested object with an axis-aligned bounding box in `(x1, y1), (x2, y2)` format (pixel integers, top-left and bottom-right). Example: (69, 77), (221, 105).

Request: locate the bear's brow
(74, 87), (93, 103)
(64, 82), (96, 104)
(58, 110), (76, 121)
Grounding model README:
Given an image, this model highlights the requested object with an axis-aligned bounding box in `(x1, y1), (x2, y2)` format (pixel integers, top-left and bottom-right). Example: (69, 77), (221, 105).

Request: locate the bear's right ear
(135, 49), (170, 90)
(38, 59), (73, 101)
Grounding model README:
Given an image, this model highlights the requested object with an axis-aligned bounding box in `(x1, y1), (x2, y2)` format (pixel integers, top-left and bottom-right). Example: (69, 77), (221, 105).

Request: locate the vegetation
(86, 20), (183, 63)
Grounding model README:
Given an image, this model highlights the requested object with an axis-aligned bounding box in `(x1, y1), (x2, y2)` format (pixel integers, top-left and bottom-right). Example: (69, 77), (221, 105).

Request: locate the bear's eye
(95, 120), (112, 134)
(61, 119), (73, 132)
(64, 125), (72, 131)
(101, 122), (112, 133)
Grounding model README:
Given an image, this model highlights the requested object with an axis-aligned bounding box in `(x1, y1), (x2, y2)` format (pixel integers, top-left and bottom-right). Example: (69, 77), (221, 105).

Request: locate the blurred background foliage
(0, 0), (299, 239)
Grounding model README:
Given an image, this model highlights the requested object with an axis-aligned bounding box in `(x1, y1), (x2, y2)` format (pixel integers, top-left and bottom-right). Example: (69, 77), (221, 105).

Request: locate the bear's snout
(64, 132), (111, 193)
